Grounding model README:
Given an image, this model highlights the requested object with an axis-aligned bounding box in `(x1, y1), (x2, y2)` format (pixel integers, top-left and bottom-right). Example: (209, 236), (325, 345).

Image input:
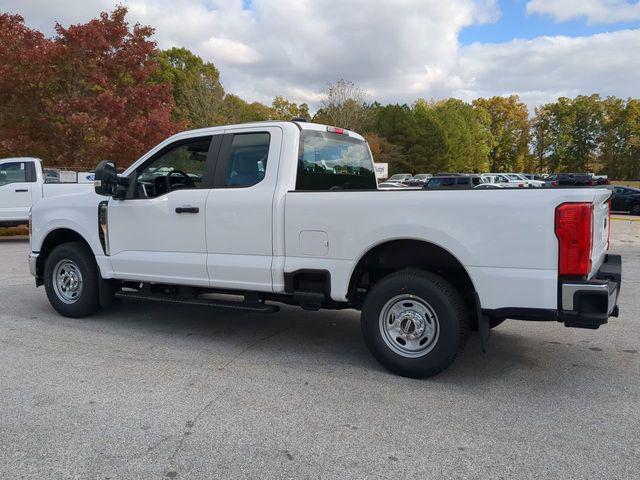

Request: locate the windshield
(506, 174), (526, 181)
(296, 131), (377, 191)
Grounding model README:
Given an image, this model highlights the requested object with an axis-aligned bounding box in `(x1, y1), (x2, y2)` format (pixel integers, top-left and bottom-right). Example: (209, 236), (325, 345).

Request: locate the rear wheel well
(36, 229), (93, 280)
(348, 240), (477, 315)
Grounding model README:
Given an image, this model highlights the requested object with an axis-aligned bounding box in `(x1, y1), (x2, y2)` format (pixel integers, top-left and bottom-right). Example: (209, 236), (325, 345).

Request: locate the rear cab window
(296, 130), (376, 191)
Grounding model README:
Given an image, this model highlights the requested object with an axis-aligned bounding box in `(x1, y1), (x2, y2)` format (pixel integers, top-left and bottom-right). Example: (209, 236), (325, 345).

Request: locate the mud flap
(474, 292), (490, 353)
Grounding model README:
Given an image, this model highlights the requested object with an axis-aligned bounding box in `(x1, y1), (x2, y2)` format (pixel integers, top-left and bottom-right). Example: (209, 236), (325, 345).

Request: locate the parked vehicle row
(381, 171), (612, 190)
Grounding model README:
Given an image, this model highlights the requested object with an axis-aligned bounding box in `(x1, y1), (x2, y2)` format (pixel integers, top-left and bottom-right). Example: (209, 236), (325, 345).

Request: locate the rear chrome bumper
(560, 254), (621, 329)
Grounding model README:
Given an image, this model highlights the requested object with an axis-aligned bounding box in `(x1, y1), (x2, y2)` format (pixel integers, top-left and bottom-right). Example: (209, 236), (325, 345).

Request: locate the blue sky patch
(460, 0), (640, 44)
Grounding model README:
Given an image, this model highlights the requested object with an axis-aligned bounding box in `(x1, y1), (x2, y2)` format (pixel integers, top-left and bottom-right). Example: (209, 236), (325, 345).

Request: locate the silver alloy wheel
(52, 259), (83, 304)
(378, 294), (440, 358)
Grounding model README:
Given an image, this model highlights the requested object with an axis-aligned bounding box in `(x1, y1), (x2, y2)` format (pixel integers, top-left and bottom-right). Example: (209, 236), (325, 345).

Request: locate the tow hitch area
(560, 254), (621, 329)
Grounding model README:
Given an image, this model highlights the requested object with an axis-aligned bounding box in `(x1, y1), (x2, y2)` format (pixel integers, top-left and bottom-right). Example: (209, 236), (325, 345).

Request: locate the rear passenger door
(205, 126), (282, 291)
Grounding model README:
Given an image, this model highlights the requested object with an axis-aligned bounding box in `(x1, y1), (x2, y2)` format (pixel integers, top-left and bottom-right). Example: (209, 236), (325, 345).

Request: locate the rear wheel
(631, 203), (640, 215)
(44, 242), (101, 318)
(361, 270), (469, 378)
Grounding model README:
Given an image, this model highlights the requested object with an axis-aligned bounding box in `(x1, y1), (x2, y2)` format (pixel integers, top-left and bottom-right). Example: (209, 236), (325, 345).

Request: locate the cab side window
(136, 136), (213, 198)
(218, 133), (271, 188)
(0, 162), (28, 186)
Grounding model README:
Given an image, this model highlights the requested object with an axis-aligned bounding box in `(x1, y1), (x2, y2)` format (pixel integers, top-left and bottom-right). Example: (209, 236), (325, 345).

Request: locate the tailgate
(590, 190), (612, 277)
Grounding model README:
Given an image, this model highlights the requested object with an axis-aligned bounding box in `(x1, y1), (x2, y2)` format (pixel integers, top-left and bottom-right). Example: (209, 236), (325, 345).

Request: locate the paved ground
(0, 221), (639, 479)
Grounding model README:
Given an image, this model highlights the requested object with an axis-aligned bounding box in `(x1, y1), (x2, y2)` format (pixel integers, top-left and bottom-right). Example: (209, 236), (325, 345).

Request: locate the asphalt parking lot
(1, 219), (639, 480)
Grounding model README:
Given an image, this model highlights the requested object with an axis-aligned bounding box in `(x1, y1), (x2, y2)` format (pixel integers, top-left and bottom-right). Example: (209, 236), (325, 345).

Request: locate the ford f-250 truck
(28, 121), (621, 378)
(0, 157), (90, 227)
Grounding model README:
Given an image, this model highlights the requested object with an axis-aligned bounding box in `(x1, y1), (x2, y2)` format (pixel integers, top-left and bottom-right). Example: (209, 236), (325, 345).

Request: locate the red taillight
(555, 202), (593, 276)
(327, 126), (347, 135)
(551, 181), (558, 187)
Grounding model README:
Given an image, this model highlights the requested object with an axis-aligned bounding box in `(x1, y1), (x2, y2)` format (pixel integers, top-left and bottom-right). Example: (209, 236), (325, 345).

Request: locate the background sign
(374, 163), (388, 180)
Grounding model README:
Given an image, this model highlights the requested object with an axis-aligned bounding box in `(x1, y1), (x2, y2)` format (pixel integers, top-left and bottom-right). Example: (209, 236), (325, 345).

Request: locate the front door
(205, 126), (282, 291)
(0, 160), (35, 222)
(108, 134), (220, 286)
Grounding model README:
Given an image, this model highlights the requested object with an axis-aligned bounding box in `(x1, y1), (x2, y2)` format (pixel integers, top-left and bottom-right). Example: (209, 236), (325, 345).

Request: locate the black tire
(470, 316), (505, 331)
(44, 241), (101, 318)
(361, 270), (469, 378)
(631, 203), (640, 215)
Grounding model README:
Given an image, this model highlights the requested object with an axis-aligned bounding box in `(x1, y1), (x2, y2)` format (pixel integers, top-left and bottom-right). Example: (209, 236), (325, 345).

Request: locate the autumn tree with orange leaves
(0, 7), (181, 169)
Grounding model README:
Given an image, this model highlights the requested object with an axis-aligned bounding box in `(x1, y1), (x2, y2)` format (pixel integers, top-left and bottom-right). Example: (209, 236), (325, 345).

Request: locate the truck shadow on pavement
(30, 295), (605, 388)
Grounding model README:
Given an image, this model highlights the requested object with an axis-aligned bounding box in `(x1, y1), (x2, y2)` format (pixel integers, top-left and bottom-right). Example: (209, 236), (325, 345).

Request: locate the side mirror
(94, 160), (129, 199)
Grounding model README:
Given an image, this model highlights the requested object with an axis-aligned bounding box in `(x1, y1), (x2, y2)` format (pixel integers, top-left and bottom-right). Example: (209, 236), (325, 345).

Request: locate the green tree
(531, 105), (552, 173)
(566, 94), (602, 172)
(601, 97), (640, 180)
(429, 98), (491, 173)
(472, 95), (530, 172)
(315, 79), (373, 132)
(536, 95), (603, 173)
(153, 47), (225, 128)
(374, 103), (448, 174)
(271, 96), (310, 120)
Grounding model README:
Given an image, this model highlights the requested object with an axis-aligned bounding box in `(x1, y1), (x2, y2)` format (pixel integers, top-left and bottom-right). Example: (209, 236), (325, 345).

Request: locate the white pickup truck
(28, 121), (622, 378)
(0, 157), (90, 227)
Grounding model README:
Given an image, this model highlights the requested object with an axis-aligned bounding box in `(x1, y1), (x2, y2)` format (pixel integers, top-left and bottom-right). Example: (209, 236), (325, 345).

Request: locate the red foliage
(0, 7), (183, 169)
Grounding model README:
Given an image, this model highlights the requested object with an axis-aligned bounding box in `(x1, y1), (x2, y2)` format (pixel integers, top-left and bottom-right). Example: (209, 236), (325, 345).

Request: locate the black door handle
(15, 189), (28, 193)
(175, 206), (199, 214)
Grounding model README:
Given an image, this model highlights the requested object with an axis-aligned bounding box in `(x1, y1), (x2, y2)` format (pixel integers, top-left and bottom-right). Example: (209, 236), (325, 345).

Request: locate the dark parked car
(546, 173), (595, 187)
(424, 175), (482, 189)
(607, 186), (640, 215)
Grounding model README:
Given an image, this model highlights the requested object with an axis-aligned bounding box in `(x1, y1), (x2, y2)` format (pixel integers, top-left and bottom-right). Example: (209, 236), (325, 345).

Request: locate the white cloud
(202, 37), (261, 65)
(526, 0), (640, 25)
(2, 0), (639, 112)
(456, 29), (640, 108)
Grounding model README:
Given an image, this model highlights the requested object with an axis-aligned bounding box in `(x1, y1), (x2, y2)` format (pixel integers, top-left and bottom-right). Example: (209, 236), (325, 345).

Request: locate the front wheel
(361, 270), (469, 378)
(44, 242), (101, 318)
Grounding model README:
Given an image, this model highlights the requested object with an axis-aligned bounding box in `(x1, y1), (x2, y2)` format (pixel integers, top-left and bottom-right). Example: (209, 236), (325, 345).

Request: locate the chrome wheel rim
(379, 295), (440, 358)
(53, 259), (83, 304)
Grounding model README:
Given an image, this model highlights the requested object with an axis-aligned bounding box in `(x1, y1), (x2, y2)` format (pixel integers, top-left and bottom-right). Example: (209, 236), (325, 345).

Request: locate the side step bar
(115, 290), (280, 313)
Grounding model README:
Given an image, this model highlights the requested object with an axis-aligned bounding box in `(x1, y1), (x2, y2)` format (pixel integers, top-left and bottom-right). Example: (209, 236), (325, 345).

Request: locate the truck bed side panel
(283, 189), (605, 309)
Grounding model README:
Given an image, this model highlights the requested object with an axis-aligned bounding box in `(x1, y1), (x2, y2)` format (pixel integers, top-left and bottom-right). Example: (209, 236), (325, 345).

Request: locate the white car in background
(481, 173), (542, 188)
(505, 173), (545, 188)
(386, 173), (413, 184)
(377, 181), (410, 189)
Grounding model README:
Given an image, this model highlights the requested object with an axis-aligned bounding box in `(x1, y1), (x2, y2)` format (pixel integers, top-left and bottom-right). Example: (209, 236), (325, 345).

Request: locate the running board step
(115, 291), (280, 313)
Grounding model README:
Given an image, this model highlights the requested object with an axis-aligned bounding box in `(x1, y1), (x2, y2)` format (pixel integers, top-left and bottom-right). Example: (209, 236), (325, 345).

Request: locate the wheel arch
(347, 238), (478, 311)
(35, 228), (94, 281)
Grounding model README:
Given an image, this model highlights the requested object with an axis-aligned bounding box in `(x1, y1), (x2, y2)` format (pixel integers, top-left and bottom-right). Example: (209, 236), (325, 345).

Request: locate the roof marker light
(327, 126), (347, 135)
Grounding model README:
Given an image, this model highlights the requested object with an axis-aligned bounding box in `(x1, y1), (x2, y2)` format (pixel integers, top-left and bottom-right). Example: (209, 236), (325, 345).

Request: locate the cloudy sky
(4, 0), (640, 109)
